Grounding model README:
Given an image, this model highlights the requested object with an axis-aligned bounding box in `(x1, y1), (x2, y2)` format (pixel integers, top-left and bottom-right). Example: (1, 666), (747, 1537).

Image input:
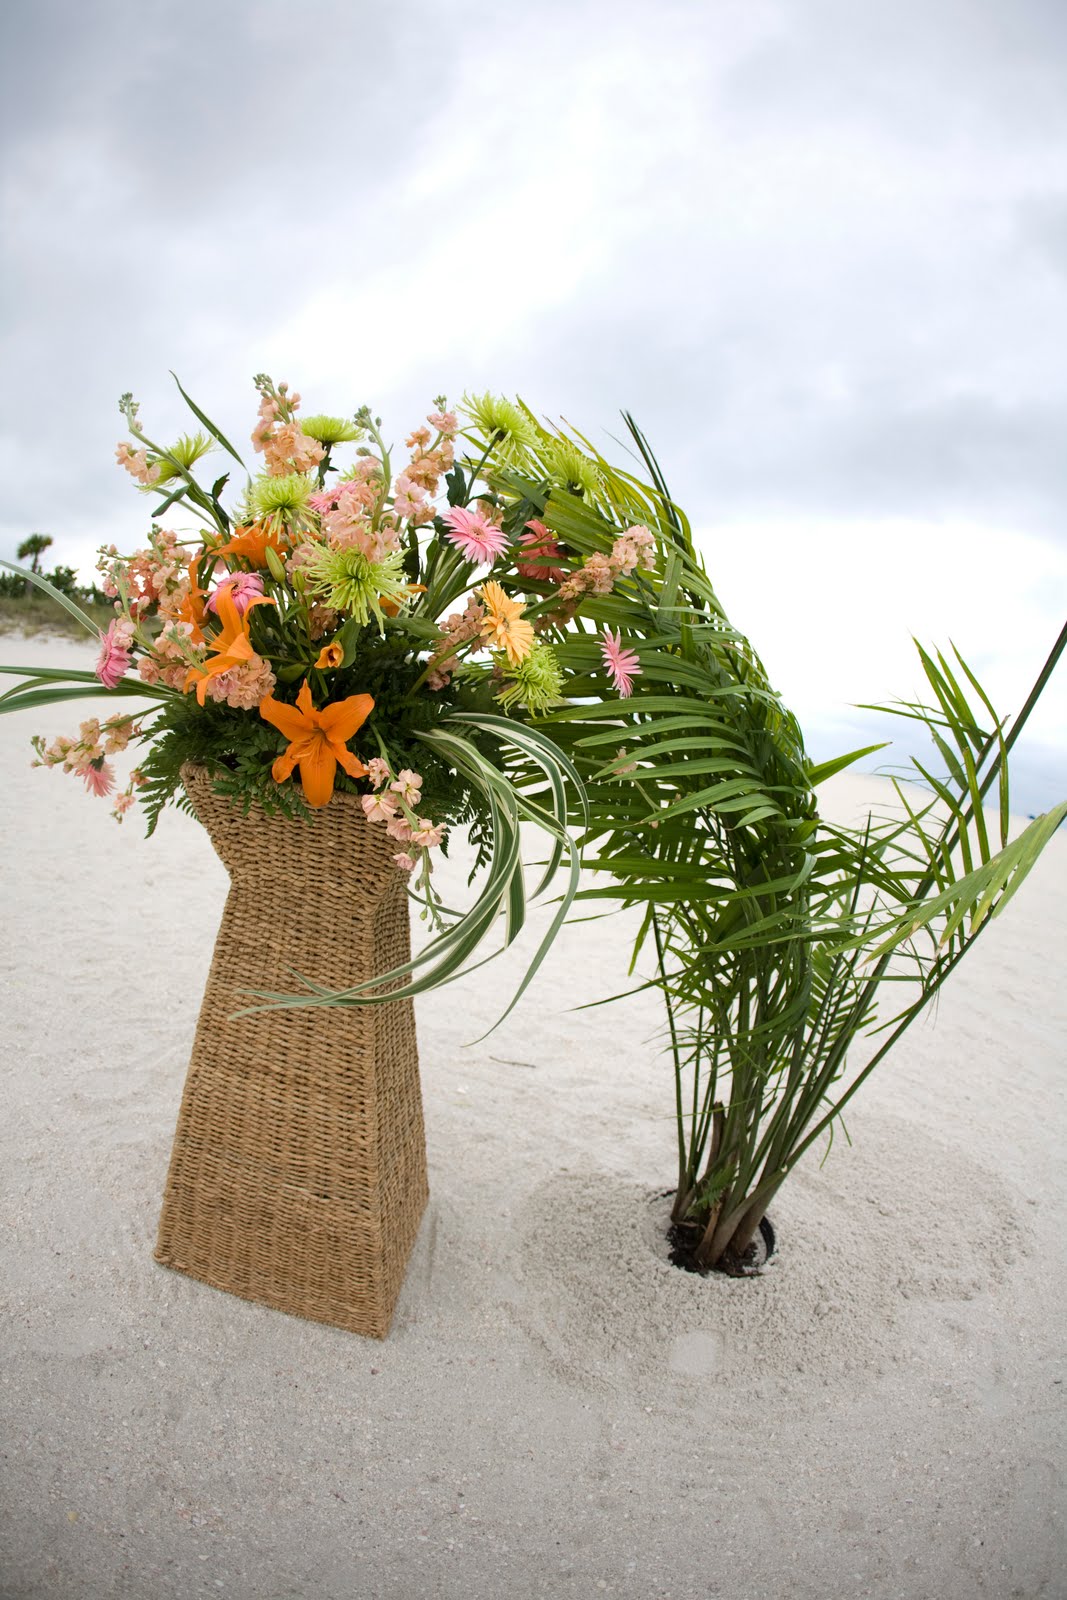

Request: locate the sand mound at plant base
(509, 1112), (1029, 1400)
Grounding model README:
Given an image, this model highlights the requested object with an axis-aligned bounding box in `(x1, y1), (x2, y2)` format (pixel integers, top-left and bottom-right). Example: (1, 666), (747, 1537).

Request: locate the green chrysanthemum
(462, 392), (536, 465)
(149, 432), (215, 486)
(543, 438), (601, 499)
(300, 414), (364, 446)
(304, 544), (409, 632)
(248, 471), (315, 531)
(495, 641), (565, 715)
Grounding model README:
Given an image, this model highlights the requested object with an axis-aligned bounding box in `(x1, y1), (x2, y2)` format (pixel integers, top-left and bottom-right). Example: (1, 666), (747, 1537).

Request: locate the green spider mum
(247, 471), (315, 532)
(149, 432), (215, 486)
(303, 544), (410, 632)
(495, 641), (565, 715)
(462, 392), (536, 466)
(300, 414), (365, 446)
(543, 438), (602, 499)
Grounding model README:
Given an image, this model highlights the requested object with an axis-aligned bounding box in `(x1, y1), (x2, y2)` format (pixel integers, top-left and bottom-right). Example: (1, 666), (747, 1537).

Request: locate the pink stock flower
(386, 816), (413, 843)
(393, 852), (417, 872)
(601, 628), (642, 698)
(95, 620), (133, 688)
(443, 506), (509, 565)
(392, 475), (427, 521)
(411, 818), (445, 848)
(389, 769), (422, 806)
(207, 571), (265, 616)
(428, 410), (458, 435)
(115, 443), (160, 485)
(366, 757), (391, 789)
(82, 760), (116, 797)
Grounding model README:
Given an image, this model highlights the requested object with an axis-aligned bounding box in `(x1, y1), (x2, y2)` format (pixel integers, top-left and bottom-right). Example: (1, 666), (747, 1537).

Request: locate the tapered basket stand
(154, 764), (428, 1338)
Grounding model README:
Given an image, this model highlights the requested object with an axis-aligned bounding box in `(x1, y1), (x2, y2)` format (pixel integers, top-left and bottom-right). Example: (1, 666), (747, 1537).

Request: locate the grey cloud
(3, 0), (1067, 570)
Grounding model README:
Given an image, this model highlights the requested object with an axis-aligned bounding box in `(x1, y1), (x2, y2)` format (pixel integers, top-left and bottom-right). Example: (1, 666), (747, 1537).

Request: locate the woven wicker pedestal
(154, 765), (428, 1338)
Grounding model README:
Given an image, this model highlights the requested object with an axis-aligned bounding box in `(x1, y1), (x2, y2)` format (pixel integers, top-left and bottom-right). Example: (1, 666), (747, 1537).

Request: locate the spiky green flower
(543, 438), (601, 499)
(300, 414), (364, 446)
(248, 471), (315, 531)
(462, 392), (536, 466)
(495, 641), (565, 715)
(303, 544), (410, 632)
(151, 432), (215, 486)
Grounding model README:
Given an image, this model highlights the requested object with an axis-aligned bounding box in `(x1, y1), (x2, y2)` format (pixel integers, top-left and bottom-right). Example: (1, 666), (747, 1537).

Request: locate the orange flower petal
(334, 746), (369, 781)
(271, 749), (299, 784)
(259, 693), (312, 743)
(211, 585), (243, 642)
(318, 693), (374, 744)
(298, 739), (337, 808)
(315, 642), (345, 670)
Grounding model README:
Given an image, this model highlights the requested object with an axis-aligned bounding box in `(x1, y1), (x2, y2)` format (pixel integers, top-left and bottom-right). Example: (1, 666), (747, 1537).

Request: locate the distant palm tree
(16, 533), (53, 595)
(17, 533), (52, 574)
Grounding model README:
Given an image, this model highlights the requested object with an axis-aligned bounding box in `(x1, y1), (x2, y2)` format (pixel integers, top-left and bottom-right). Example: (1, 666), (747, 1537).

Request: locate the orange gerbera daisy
(479, 580), (534, 665)
(215, 521), (286, 570)
(259, 680), (374, 808)
(184, 586), (275, 705)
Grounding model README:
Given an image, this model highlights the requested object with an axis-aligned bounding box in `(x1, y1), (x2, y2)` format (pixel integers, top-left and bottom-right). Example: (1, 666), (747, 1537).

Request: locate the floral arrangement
(3, 376), (1063, 1275)
(2, 377), (670, 1012)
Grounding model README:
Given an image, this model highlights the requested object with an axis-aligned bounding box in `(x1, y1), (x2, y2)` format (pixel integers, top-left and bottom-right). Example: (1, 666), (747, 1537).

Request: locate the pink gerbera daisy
(443, 505), (509, 565)
(601, 627), (642, 698)
(82, 760), (116, 797)
(207, 571), (265, 616)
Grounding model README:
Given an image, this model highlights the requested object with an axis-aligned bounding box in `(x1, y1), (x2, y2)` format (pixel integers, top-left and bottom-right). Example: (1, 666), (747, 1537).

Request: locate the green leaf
(807, 742), (888, 786)
(170, 372), (247, 469)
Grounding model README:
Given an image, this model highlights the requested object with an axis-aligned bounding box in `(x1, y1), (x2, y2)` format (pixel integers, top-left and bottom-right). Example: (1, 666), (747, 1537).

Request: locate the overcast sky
(2, 0), (1064, 808)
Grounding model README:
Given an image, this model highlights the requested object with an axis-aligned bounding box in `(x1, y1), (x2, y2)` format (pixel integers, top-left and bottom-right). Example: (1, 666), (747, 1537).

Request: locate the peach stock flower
(259, 679), (374, 808)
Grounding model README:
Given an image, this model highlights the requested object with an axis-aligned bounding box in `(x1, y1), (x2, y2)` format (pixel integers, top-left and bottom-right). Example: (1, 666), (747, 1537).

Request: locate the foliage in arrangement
(2, 375), (1063, 1273)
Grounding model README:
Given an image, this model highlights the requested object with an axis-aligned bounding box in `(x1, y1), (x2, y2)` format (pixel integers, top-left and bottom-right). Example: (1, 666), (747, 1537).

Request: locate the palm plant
(16, 533), (53, 574)
(464, 410), (1065, 1271)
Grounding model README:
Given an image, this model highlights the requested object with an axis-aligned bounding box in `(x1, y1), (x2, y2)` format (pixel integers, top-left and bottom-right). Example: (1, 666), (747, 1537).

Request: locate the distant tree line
(1, 534), (110, 605)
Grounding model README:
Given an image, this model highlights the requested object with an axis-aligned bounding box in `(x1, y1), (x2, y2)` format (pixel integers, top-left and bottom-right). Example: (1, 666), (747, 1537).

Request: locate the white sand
(2, 635), (1065, 1600)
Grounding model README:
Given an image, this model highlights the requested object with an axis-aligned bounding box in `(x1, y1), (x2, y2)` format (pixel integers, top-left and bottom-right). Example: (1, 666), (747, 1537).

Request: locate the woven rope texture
(154, 764), (428, 1338)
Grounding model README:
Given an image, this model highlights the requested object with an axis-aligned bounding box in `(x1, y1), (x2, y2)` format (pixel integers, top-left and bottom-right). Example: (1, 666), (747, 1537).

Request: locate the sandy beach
(2, 633), (1064, 1600)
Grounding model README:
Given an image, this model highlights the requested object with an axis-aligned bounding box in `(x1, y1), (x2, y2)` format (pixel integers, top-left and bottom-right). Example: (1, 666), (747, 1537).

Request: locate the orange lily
(314, 641), (345, 670)
(259, 680), (374, 808)
(215, 521), (286, 570)
(380, 583), (427, 620)
(184, 587), (276, 705)
(178, 556), (208, 645)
